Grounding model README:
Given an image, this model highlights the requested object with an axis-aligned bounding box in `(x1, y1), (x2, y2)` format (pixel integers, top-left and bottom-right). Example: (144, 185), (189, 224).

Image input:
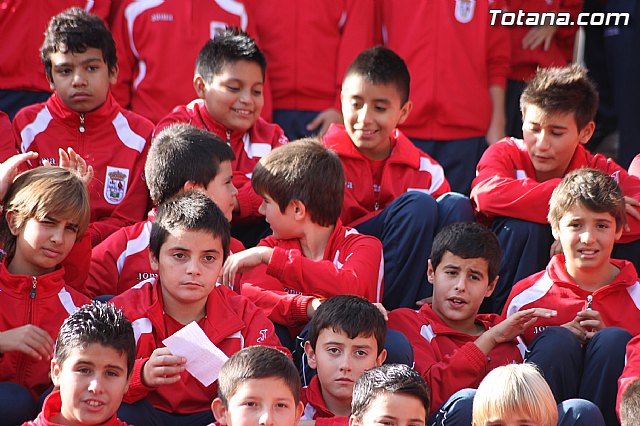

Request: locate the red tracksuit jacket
(376, 0), (510, 140)
(0, 110), (17, 161)
(618, 334), (640, 418)
(109, 0), (266, 124)
(300, 375), (349, 426)
(246, 0), (375, 112)
(506, 0), (582, 81)
(23, 390), (129, 426)
(155, 99), (287, 221)
(87, 209), (246, 298)
(12, 92), (153, 246)
(323, 124), (450, 227)
(0, 262), (91, 399)
(0, 1), (110, 93)
(471, 138), (640, 243)
(110, 279), (282, 414)
(387, 304), (522, 414)
(503, 255), (640, 345)
(240, 221), (384, 328)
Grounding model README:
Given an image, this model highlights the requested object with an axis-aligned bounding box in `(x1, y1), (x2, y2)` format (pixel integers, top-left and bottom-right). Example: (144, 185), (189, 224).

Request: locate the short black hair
(146, 123), (235, 205)
(430, 222), (501, 284)
(195, 27), (266, 82)
(41, 7), (117, 82)
(351, 364), (430, 420)
(217, 346), (301, 406)
(343, 46), (410, 105)
(308, 295), (386, 355)
(149, 190), (231, 262)
(55, 302), (135, 377)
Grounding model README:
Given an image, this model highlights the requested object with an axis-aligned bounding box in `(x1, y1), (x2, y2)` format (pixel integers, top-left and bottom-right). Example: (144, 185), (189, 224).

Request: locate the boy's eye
(106, 370), (121, 377)
(444, 270), (457, 276)
(173, 253), (186, 260)
(374, 105), (387, 112)
(275, 402), (289, 409)
(77, 367), (91, 374)
(65, 224), (79, 233)
(355, 349), (368, 357)
(203, 255), (217, 263)
(350, 101), (363, 109)
(596, 223), (609, 229)
(226, 85), (240, 91)
(327, 347), (341, 355)
(252, 89), (263, 96)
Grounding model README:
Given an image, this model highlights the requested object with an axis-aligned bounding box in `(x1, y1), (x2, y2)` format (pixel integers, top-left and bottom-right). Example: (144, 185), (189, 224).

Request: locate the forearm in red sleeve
(61, 232), (91, 295)
(234, 173), (263, 220)
(486, 0), (510, 88)
(86, 232), (126, 298)
(109, 3), (135, 108)
(123, 357), (154, 403)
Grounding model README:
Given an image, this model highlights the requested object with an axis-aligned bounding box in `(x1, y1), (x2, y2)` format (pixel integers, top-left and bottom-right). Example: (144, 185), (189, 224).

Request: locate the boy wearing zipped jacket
(11, 8), (153, 247)
(503, 168), (640, 426)
(0, 165), (92, 425)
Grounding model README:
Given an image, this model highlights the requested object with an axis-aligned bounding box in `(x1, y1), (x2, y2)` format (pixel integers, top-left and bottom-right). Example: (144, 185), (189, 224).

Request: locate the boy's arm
(235, 291), (290, 352)
(109, 1), (135, 108)
(86, 229), (129, 298)
(485, 0), (510, 145)
(471, 142), (561, 223)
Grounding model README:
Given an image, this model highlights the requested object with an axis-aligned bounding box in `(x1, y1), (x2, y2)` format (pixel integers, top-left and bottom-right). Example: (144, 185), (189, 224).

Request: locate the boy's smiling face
(48, 47), (116, 113)
(522, 105), (594, 182)
(341, 74), (412, 160)
(51, 343), (129, 426)
(195, 59), (264, 132)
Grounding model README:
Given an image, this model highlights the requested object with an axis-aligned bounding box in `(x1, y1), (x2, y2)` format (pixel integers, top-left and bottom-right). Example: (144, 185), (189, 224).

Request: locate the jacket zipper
(226, 129), (231, 145)
(79, 113), (85, 133)
(16, 277), (38, 385)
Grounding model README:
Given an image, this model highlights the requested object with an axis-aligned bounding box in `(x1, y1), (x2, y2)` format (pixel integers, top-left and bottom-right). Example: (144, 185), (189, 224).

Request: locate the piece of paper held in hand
(162, 321), (229, 386)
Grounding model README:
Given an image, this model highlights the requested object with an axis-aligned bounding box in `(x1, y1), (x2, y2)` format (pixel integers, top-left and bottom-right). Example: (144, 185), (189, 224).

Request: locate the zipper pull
(374, 201), (380, 211)
(30, 277), (37, 299)
(586, 295), (593, 310)
(79, 113), (85, 133)
(225, 129), (231, 145)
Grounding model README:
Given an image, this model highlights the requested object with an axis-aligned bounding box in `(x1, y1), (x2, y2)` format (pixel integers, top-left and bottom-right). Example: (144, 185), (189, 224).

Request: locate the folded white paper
(162, 321), (229, 386)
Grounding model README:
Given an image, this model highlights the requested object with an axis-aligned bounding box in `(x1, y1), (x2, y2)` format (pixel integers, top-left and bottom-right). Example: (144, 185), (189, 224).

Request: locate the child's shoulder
(248, 116), (288, 145)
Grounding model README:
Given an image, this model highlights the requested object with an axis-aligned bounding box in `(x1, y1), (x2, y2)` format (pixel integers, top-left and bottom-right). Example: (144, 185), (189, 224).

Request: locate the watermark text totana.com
(489, 9), (630, 26)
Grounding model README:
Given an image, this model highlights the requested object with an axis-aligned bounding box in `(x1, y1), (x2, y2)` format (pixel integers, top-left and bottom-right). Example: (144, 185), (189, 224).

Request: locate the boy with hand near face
(471, 64), (640, 313)
(24, 302), (135, 426)
(323, 46), (473, 310)
(388, 222), (555, 424)
(503, 168), (640, 426)
(12, 8), (153, 247)
(156, 28), (287, 243)
(111, 191), (281, 425)
(212, 345), (304, 426)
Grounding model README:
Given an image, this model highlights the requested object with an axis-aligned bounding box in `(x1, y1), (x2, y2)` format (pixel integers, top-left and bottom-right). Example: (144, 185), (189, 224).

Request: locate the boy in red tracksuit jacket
(471, 64), (640, 314)
(503, 168), (640, 426)
(221, 140), (383, 339)
(323, 46), (474, 310)
(503, 0), (582, 139)
(376, 0), (510, 195)
(155, 28), (286, 246)
(0, 166), (92, 425)
(618, 336), (640, 422)
(87, 124), (245, 298)
(110, 191), (282, 424)
(299, 296), (387, 423)
(245, 0), (375, 140)
(12, 8), (153, 247)
(109, 0), (267, 124)
(387, 222), (555, 424)
(24, 303), (134, 426)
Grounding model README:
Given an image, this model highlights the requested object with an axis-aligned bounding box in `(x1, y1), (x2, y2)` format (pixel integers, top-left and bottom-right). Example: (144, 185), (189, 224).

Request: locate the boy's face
(48, 47), (117, 113)
(341, 74), (412, 160)
(429, 252), (497, 334)
(258, 196), (302, 240)
(195, 60), (264, 132)
(7, 213), (79, 276)
(349, 393), (426, 426)
(553, 204), (622, 278)
(189, 160), (238, 222)
(305, 328), (386, 409)
(522, 105), (594, 182)
(150, 228), (224, 309)
(211, 377), (304, 426)
(51, 343), (129, 426)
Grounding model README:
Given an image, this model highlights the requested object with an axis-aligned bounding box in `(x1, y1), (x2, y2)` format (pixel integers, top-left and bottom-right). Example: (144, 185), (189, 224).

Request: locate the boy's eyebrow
(74, 359), (126, 373)
(53, 56), (103, 67)
(468, 268), (485, 276)
(349, 94), (391, 104)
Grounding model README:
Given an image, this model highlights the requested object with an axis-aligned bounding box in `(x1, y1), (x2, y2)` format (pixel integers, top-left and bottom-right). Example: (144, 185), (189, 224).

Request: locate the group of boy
(1, 4), (640, 426)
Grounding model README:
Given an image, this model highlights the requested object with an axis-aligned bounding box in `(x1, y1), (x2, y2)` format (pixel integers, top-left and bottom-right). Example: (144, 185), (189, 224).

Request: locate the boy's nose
(454, 278), (467, 292)
(49, 226), (64, 243)
(186, 259), (202, 275)
(87, 378), (102, 393)
(357, 105), (372, 124)
(258, 407), (275, 426)
(580, 230), (595, 244)
(536, 132), (551, 150)
(72, 72), (87, 86)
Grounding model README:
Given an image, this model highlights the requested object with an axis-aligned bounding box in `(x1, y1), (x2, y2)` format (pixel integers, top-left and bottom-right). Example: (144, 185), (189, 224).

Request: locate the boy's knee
(429, 388), (476, 426)
(589, 327), (632, 353)
(558, 398), (606, 426)
(527, 326), (582, 359)
(0, 382), (37, 424)
(398, 191), (437, 210)
(436, 192), (475, 223)
(492, 217), (550, 238)
(384, 330), (414, 367)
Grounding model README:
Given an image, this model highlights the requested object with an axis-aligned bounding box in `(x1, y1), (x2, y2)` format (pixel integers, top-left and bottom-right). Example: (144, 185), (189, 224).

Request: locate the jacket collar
(46, 91), (119, 131)
(0, 259), (67, 298)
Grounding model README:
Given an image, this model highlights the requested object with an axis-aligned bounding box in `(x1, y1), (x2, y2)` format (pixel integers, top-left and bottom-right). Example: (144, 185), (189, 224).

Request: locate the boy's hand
(222, 247), (273, 289)
(576, 309), (606, 340)
(306, 298), (323, 319)
(624, 196), (640, 232)
(306, 108), (342, 137)
(43, 148), (94, 186)
(0, 152), (38, 199)
(141, 347), (186, 388)
(562, 317), (589, 344)
(522, 25), (557, 51)
(476, 308), (556, 355)
(416, 296), (433, 307)
(0, 324), (54, 361)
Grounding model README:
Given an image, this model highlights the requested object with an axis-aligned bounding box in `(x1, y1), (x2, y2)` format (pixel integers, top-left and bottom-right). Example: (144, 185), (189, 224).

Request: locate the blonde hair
(472, 364), (558, 426)
(1, 167), (90, 258)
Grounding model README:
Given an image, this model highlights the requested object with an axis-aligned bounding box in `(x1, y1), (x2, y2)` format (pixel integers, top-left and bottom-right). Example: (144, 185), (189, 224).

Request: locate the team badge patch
(104, 166), (130, 205)
(455, 0), (476, 23)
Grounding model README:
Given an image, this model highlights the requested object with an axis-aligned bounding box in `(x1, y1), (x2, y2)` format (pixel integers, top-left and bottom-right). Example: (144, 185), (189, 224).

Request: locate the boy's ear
(290, 200), (306, 220)
(427, 259), (435, 284)
(183, 180), (203, 192)
(149, 251), (160, 272)
(295, 401), (305, 423)
(211, 398), (228, 425)
(51, 358), (61, 387)
(304, 340), (317, 369)
(578, 121), (596, 145)
(397, 100), (413, 126)
(108, 64), (119, 85)
(193, 74), (207, 99)
(376, 348), (387, 366)
(551, 225), (560, 240)
(5, 210), (19, 236)
(349, 414), (362, 426)
(485, 276), (499, 298)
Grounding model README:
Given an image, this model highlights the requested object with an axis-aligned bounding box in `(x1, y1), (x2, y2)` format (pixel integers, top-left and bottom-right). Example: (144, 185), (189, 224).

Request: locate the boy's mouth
(83, 398), (106, 410)
(447, 297), (467, 306)
(231, 108), (253, 116)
